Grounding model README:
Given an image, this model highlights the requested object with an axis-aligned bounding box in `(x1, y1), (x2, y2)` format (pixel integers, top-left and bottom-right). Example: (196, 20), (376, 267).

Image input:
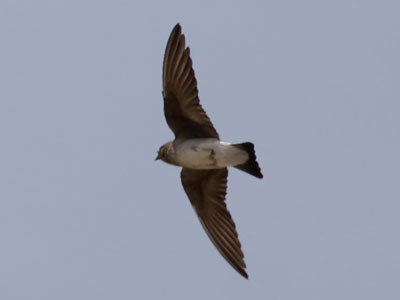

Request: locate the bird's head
(155, 141), (173, 164)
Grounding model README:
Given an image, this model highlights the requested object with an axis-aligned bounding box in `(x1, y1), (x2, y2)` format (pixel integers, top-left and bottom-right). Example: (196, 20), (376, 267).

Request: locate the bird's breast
(174, 138), (248, 169)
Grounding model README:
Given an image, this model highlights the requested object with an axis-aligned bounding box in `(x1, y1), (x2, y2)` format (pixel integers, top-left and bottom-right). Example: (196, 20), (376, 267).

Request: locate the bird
(156, 23), (263, 279)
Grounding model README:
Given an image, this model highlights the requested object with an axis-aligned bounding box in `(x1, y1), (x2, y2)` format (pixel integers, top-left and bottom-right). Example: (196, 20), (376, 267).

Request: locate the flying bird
(156, 23), (263, 279)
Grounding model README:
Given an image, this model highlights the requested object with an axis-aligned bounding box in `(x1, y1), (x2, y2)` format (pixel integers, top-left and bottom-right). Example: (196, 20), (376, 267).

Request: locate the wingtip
(236, 266), (249, 279)
(169, 23), (182, 40)
(242, 270), (249, 279)
(173, 23), (181, 31)
(233, 259), (249, 279)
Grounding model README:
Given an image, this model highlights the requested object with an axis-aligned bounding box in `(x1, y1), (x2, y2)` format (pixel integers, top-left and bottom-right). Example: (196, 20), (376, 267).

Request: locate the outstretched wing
(180, 168), (248, 278)
(163, 24), (219, 139)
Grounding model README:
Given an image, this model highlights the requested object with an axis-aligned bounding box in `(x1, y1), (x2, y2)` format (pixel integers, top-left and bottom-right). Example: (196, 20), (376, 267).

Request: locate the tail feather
(233, 142), (263, 179)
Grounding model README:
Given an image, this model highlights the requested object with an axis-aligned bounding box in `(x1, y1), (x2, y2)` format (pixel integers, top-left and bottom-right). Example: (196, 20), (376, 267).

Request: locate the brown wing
(162, 24), (219, 139)
(181, 168), (248, 278)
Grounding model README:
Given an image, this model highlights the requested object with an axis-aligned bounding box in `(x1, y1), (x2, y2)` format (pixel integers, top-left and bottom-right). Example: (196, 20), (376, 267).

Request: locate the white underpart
(174, 138), (249, 169)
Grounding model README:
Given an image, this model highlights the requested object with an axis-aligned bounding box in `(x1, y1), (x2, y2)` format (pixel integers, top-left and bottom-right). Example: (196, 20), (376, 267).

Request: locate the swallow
(156, 23), (263, 279)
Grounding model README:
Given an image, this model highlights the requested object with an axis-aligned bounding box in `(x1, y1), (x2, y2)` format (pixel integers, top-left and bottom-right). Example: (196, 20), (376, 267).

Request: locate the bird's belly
(175, 139), (248, 169)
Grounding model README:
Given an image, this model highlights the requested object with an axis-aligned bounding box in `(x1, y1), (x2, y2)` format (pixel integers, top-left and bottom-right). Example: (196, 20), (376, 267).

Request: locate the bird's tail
(233, 142), (263, 179)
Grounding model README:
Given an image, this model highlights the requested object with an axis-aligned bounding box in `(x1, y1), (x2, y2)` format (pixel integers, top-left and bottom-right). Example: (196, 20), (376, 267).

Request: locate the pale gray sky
(1, 1), (399, 299)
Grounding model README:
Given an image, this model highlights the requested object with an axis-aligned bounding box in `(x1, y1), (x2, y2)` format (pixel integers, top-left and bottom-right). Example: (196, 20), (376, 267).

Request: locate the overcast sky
(1, 1), (399, 299)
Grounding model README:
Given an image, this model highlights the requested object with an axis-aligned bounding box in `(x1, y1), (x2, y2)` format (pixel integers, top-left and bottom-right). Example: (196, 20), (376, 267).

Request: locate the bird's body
(159, 138), (249, 169)
(156, 23), (263, 279)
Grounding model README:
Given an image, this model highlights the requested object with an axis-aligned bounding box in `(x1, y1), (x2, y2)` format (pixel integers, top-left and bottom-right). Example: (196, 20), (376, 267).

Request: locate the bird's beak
(155, 154), (160, 161)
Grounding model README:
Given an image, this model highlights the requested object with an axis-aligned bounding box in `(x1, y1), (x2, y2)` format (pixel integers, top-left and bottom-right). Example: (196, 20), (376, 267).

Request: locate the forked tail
(233, 142), (263, 179)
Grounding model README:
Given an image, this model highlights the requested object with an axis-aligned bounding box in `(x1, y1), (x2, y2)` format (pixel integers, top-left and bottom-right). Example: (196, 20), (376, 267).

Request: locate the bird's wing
(162, 24), (219, 140)
(180, 168), (248, 278)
